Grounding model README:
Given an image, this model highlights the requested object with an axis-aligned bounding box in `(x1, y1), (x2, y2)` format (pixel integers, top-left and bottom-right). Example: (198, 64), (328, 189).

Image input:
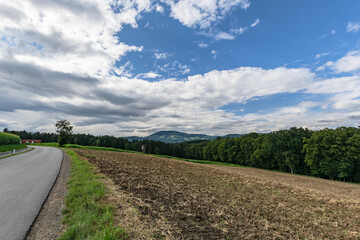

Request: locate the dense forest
(7, 126), (360, 183)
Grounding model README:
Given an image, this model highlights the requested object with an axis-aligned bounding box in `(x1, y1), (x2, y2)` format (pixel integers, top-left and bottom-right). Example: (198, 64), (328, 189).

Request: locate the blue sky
(1, 0), (360, 136)
(118, 0), (359, 74)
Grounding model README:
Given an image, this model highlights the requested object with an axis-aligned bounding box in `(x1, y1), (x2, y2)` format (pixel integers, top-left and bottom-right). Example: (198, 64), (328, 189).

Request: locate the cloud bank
(1, 0), (359, 136)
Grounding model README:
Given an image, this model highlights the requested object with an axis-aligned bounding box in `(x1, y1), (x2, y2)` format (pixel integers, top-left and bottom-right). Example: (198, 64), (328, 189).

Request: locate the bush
(0, 132), (21, 145)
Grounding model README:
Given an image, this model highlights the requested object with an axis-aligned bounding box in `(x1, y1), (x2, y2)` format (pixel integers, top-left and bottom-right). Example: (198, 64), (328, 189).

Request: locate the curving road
(0, 146), (63, 240)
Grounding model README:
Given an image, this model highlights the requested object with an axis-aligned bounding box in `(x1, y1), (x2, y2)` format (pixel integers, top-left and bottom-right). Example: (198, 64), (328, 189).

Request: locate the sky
(1, 0), (360, 137)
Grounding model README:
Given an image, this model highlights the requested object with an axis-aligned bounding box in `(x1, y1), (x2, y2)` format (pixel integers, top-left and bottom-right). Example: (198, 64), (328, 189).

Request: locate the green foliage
(59, 150), (128, 240)
(0, 132), (21, 145)
(56, 120), (73, 147)
(8, 130), (58, 143)
(303, 127), (360, 181)
(0, 144), (27, 153)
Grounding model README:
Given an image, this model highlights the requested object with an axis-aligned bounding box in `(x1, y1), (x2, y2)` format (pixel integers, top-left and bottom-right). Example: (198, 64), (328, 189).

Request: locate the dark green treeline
(9, 126), (360, 183)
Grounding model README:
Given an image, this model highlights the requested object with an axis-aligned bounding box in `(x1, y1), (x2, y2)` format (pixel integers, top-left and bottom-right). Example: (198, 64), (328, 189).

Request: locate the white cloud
(155, 4), (164, 13)
(0, 0), (144, 77)
(198, 30), (235, 41)
(166, 0), (250, 29)
(346, 21), (360, 33)
(136, 72), (161, 79)
(331, 30), (336, 35)
(211, 50), (218, 59)
(306, 76), (360, 95)
(2, 0), (360, 136)
(154, 52), (169, 59)
(196, 16), (258, 41)
(333, 99), (360, 110)
(157, 60), (190, 75)
(198, 43), (209, 48)
(239, 101), (357, 133)
(316, 65), (325, 71)
(227, 18), (259, 37)
(306, 76), (360, 111)
(112, 0), (154, 28)
(213, 31), (235, 40)
(114, 61), (134, 77)
(230, 27), (247, 35)
(250, 18), (260, 27)
(315, 52), (330, 59)
(320, 51), (360, 73)
(167, 66), (314, 110)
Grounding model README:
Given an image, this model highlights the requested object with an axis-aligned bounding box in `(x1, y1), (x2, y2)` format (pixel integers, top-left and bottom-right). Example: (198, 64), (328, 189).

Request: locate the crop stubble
(74, 149), (360, 240)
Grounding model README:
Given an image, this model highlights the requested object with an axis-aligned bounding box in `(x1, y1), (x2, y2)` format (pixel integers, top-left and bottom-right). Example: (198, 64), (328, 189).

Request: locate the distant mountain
(146, 131), (216, 143)
(223, 134), (244, 138)
(124, 131), (243, 143)
(124, 136), (143, 142)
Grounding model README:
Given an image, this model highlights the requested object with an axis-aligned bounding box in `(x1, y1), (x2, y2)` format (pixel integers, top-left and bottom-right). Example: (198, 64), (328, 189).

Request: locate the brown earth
(74, 149), (360, 240)
(26, 150), (70, 240)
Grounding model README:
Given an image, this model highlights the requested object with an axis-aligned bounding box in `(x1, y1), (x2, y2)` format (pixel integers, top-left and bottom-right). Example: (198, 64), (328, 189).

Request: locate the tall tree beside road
(55, 120), (73, 147)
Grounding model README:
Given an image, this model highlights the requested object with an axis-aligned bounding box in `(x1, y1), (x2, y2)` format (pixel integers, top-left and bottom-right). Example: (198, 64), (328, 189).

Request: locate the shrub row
(0, 132), (20, 145)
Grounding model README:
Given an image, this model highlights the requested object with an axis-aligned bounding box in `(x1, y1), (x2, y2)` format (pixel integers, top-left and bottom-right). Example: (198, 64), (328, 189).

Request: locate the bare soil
(74, 149), (360, 240)
(26, 150), (70, 240)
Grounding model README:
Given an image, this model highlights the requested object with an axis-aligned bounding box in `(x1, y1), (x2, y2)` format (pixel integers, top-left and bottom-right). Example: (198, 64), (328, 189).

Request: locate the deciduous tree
(55, 120), (73, 147)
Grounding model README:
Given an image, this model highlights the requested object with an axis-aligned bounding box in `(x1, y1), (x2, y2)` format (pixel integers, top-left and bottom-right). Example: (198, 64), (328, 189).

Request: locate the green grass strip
(0, 144), (27, 153)
(31, 142), (59, 147)
(59, 149), (128, 240)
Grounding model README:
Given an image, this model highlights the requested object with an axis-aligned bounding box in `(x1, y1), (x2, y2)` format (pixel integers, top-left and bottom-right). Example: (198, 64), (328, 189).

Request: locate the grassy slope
(58, 149), (128, 240)
(0, 144), (27, 153)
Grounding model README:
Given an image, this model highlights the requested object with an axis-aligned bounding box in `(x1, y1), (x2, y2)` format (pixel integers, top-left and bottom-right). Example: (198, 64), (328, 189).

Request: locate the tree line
(7, 126), (360, 182)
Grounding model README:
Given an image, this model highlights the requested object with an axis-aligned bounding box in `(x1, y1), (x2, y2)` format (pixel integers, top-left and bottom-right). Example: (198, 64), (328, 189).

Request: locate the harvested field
(74, 149), (360, 240)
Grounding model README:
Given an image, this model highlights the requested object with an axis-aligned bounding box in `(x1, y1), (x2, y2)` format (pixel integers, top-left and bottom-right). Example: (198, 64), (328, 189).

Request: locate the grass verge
(0, 144), (27, 153)
(58, 149), (128, 240)
(31, 142), (59, 147)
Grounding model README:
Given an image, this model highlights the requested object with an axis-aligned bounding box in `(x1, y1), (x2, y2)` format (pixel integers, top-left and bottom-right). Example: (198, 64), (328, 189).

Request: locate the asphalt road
(0, 146), (63, 240)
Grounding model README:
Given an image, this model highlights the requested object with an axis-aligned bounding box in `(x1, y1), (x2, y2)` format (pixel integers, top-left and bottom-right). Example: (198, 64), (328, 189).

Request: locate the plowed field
(74, 149), (360, 240)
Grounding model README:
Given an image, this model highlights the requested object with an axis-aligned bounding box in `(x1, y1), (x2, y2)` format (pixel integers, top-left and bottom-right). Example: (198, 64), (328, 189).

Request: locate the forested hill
(150, 131), (217, 142)
(126, 131), (221, 143)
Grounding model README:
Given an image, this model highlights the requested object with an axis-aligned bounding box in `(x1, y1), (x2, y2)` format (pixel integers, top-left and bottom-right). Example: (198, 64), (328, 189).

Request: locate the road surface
(0, 146), (63, 240)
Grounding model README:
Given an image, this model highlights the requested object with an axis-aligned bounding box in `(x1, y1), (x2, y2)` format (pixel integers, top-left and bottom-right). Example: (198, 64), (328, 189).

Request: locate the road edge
(25, 148), (70, 240)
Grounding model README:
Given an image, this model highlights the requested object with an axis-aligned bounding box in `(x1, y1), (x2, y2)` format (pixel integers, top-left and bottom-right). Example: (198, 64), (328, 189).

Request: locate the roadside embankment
(0, 144), (30, 158)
